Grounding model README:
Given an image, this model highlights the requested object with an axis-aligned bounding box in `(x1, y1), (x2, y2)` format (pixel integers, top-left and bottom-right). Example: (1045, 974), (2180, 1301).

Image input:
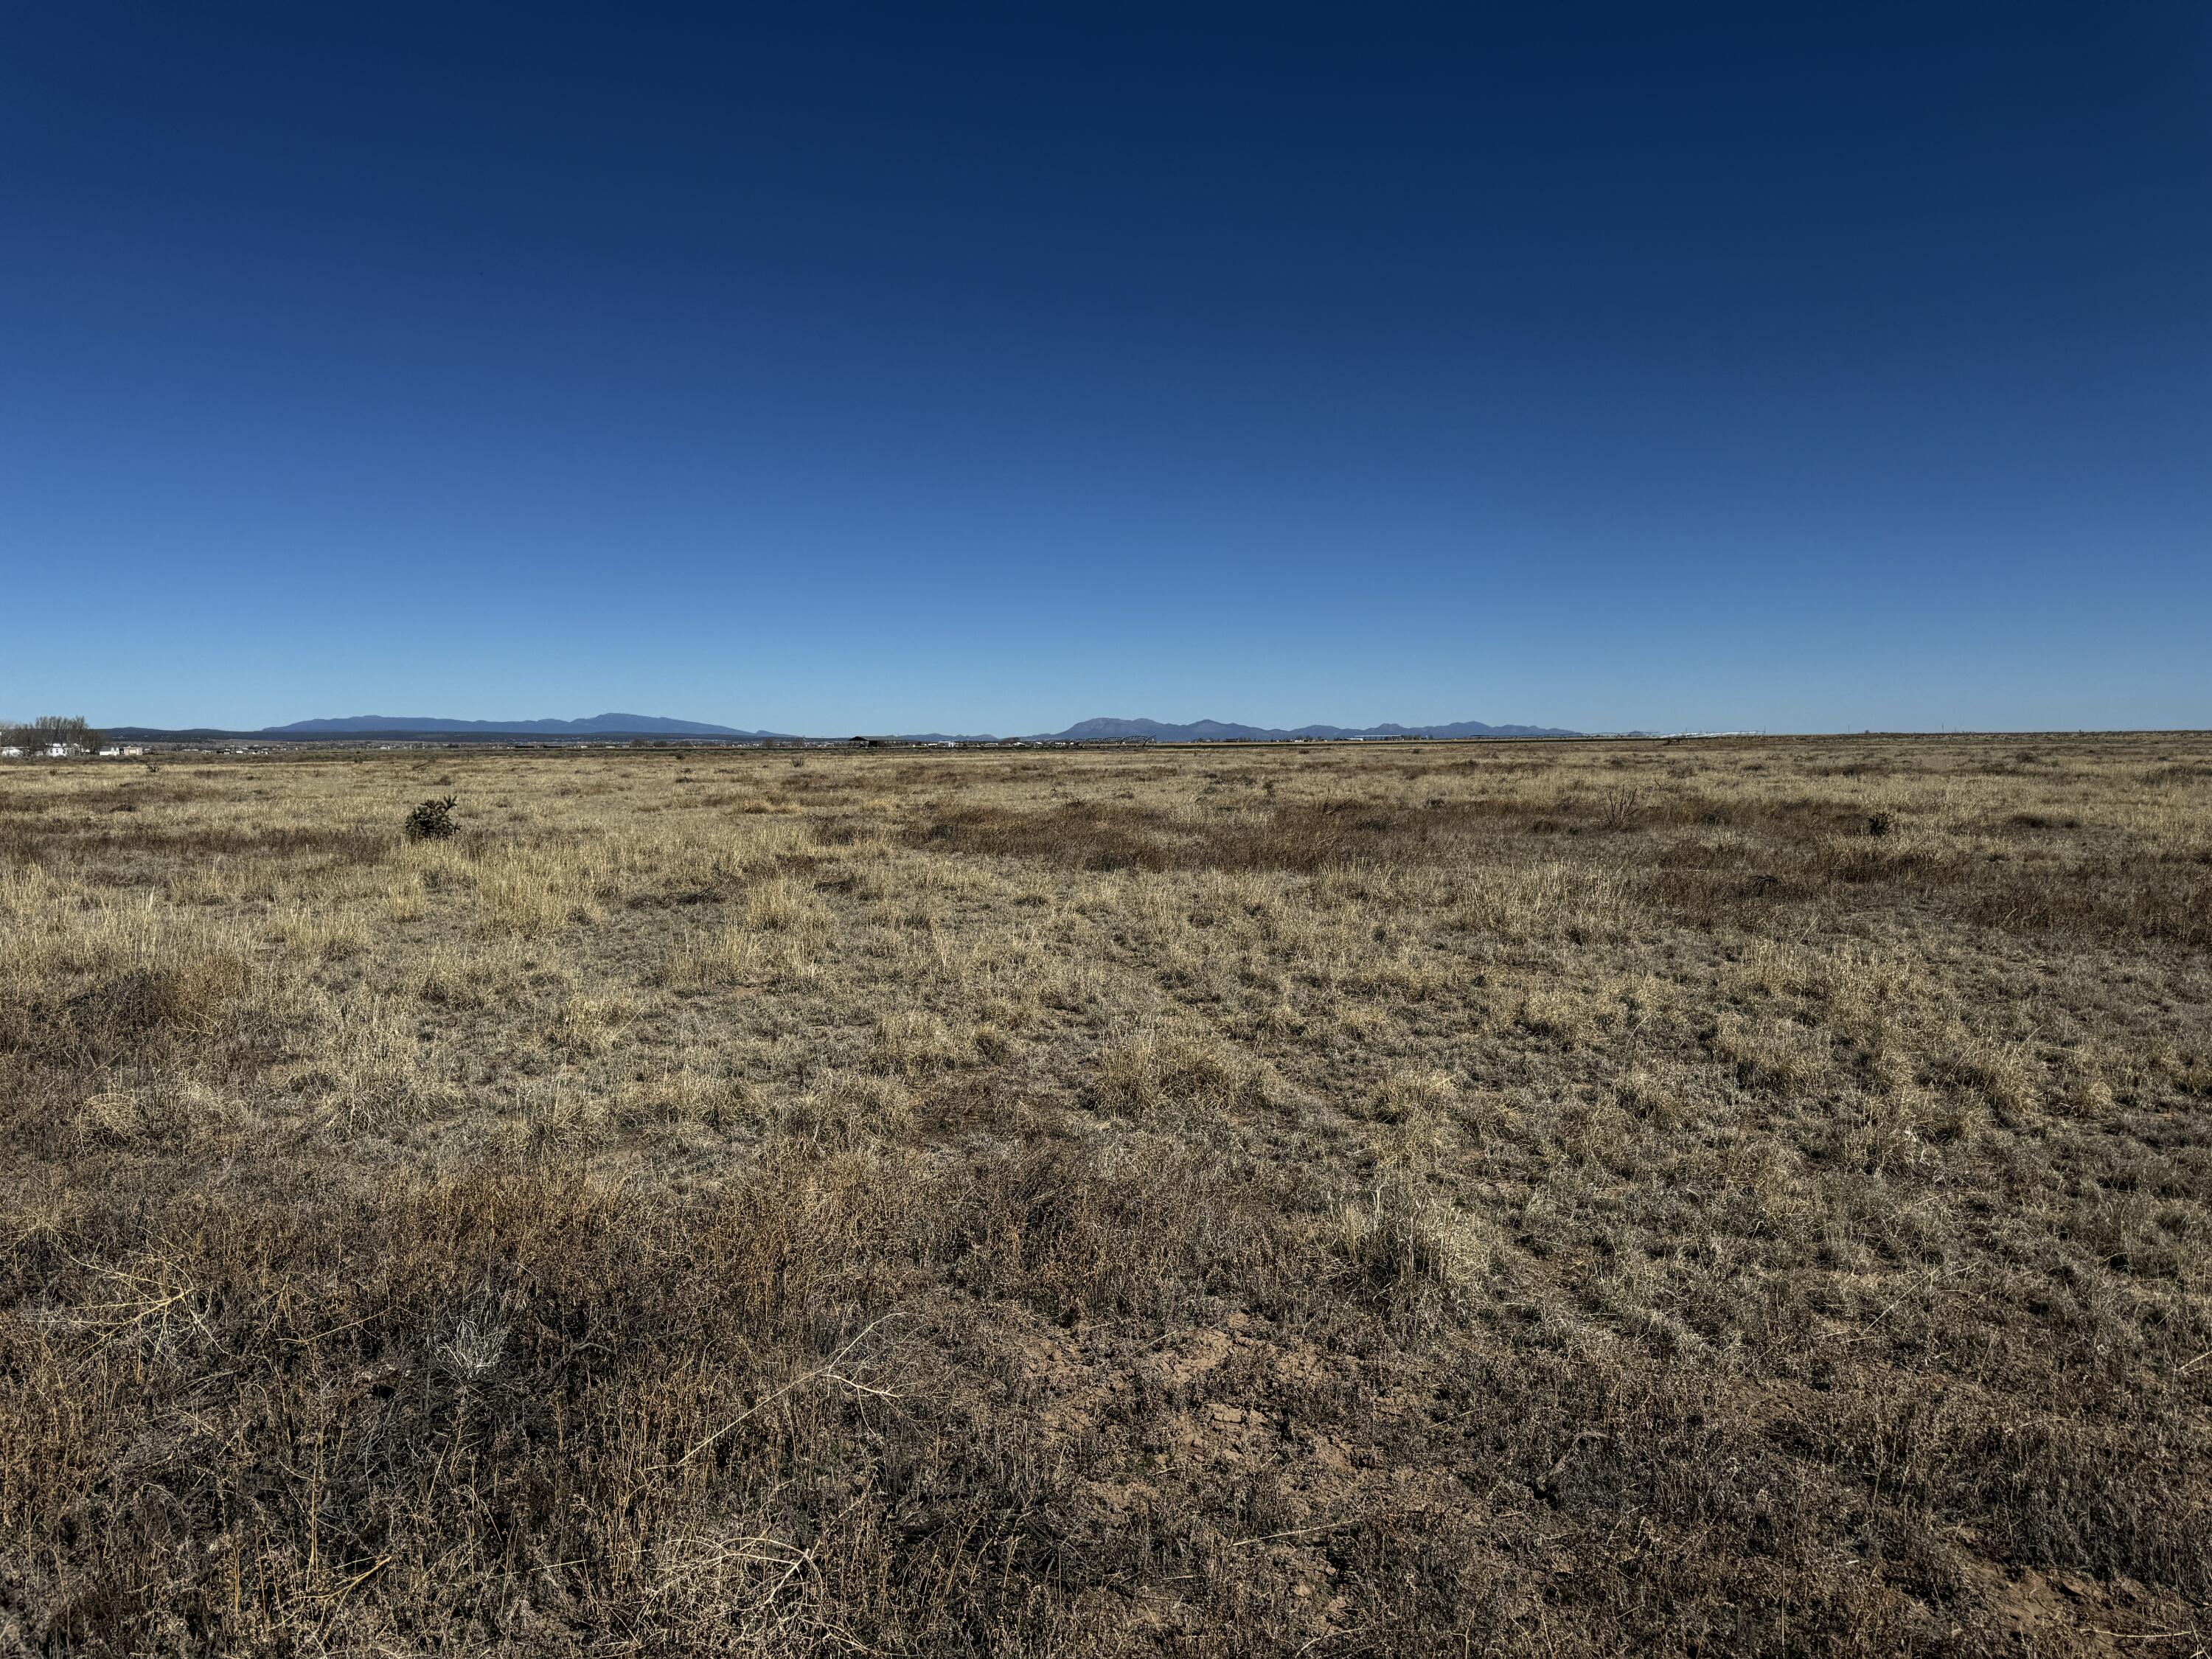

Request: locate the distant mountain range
(105, 712), (1584, 743)
(1034, 717), (1579, 742)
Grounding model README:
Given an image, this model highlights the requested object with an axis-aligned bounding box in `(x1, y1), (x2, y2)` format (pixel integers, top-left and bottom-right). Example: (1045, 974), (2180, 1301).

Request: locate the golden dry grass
(2, 734), (2209, 1653)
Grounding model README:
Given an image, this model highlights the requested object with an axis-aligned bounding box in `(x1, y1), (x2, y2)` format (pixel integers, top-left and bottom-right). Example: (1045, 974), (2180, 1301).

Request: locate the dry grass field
(4, 734), (2210, 1655)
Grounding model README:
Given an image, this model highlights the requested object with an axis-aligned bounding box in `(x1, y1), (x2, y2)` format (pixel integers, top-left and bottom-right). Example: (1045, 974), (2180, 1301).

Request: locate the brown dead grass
(2, 734), (2210, 1653)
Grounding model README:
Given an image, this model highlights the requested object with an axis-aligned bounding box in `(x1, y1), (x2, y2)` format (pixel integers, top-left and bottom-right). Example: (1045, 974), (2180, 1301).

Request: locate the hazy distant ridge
(264, 713), (769, 736)
(181, 712), (1585, 742)
(125, 712), (1593, 743)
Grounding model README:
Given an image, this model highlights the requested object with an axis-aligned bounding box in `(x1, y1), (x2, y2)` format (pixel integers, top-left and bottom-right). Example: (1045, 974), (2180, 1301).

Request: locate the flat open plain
(4, 735), (2209, 1654)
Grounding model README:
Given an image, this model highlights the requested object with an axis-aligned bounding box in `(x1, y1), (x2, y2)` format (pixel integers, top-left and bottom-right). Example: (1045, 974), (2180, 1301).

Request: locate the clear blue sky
(4, 4), (2206, 734)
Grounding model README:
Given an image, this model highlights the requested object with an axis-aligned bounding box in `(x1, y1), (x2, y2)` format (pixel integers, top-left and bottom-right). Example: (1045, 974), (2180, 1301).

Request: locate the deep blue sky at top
(2, 4), (2206, 734)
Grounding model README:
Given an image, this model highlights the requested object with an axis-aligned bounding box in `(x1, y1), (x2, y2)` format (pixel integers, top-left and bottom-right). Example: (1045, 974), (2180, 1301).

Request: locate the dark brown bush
(403, 793), (459, 840)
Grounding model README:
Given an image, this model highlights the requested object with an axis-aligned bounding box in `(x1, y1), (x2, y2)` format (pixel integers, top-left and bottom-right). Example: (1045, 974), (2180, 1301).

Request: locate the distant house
(98, 745), (145, 757)
(43, 743), (83, 759)
(0, 747), (21, 759)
